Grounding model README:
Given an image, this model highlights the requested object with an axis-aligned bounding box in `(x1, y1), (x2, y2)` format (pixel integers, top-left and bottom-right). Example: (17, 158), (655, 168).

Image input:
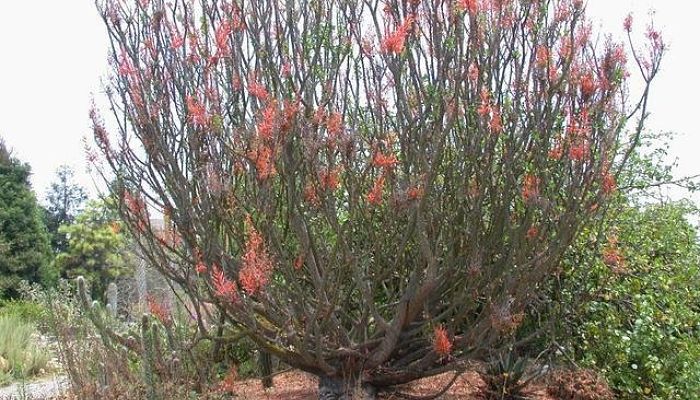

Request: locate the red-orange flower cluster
(381, 15), (414, 55)
(147, 295), (171, 326)
(257, 101), (278, 140)
(521, 174), (539, 203)
(477, 87), (491, 117)
(407, 185), (424, 201)
(304, 183), (320, 207)
(489, 107), (503, 134)
(248, 79), (269, 101)
(580, 71), (597, 99)
(247, 145), (276, 181)
(239, 221), (274, 295)
(623, 14), (633, 32)
(602, 235), (625, 272)
(432, 325), (452, 356)
(526, 225), (539, 240)
(455, 0), (478, 15)
(325, 112), (343, 136)
(186, 95), (209, 127)
(367, 175), (386, 206)
(293, 254), (304, 271)
(211, 263), (239, 303)
(215, 20), (232, 57)
(195, 261), (208, 274)
(320, 167), (341, 191)
(372, 151), (399, 169)
(601, 171), (616, 195)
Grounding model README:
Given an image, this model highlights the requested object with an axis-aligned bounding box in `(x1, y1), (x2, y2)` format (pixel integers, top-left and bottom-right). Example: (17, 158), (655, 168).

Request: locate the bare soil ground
(230, 369), (558, 400)
(11, 367), (612, 399)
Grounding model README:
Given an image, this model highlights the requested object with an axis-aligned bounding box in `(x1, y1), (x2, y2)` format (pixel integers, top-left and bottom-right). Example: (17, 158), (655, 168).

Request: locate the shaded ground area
(4, 368), (611, 399)
(230, 370), (559, 400)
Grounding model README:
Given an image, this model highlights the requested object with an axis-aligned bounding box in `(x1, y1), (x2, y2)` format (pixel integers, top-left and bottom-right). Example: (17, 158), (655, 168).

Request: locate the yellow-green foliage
(0, 315), (50, 385)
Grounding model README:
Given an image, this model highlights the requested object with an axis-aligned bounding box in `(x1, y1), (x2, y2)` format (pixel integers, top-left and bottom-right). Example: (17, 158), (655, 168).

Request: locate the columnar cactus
(106, 281), (118, 318)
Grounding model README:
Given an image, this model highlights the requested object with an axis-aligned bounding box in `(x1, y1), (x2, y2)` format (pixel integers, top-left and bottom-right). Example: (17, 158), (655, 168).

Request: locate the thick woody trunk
(259, 350), (273, 388)
(318, 376), (377, 400)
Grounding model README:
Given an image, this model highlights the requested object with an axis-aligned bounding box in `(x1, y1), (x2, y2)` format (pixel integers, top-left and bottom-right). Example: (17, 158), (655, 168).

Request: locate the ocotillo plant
(90, 0), (663, 398)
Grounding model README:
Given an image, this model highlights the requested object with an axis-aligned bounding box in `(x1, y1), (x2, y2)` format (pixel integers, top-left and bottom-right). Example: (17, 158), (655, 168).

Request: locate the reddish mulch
(230, 370), (561, 400)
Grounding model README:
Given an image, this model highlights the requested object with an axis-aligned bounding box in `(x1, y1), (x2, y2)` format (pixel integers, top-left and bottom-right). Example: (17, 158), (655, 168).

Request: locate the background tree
(0, 139), (52, 298)
(44, 165), (88, 253)
(518, 132), (700, 399)
(91, 0), (663, 397)
(54, 199), (132, 298)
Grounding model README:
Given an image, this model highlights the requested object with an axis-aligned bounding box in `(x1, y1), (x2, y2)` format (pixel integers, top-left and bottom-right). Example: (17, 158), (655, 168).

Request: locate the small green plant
(482, 352), (533, 400)
(0, 315), (50, 385)
(0, 299), (46, 324)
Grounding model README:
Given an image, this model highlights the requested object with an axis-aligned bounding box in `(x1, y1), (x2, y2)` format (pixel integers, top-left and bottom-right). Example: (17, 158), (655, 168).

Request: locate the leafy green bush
(0, 314), (51, 385)
(550, 202), (700, 399)
(0, 299), (46, 324)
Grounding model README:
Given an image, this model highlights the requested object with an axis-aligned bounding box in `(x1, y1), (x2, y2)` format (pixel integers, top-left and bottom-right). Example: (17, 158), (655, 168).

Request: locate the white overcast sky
(0, 1), (698, 203)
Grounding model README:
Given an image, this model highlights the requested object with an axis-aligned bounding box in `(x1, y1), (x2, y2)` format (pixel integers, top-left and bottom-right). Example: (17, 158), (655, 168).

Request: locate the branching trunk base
(318, 376), (377, 400)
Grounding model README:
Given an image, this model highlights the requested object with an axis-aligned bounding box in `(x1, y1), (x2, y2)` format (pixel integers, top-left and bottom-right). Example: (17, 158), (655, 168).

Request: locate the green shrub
(0, 314), (50, 385)
(548, 202), (700, 399)
(0, 299), (46, 324)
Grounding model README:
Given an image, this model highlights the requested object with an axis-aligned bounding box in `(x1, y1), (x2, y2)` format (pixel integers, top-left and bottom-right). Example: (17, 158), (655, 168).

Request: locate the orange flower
(568, 142), (588, 161)
(304, 183), (320, 206)
(623, 14), (633, 32)
(602, 235), (625, 272)
(381, 15), (414, 55)
(186, 95), (209, 127)
(147, 295), (171, 326)
(489, 107), (503, 134)
(195, 261), (208, 274)
(211, 264), (239, 303)
(367, 175), (386, 205)
(407, 185), (424, 200)
(526, 225), (539, 240)
(320, 167), (341, 191)
(325, 112), (343, 136)
(521, 174), (539, 203)
(433, 325), (452, 356)
(455, 0), (478, 15)
(580, 72), (596, 99)
(248, 145), (276, 181)
(248, 79), (269, 101)
(477, 87), (491, 117)
(215, 20), (232, 56)
(239, 221), (274, 295)
(293, 254), (304, 271)
(548, 144), (563, 160)
(601, 170), (616, 195)
(372, 151), (399, 169)
(257, 101), (278, 140)
(535, 45), (549, 69)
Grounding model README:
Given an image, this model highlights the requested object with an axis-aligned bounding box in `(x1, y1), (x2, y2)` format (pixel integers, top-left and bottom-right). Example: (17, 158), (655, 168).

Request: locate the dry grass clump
(0, 315), (51, 385)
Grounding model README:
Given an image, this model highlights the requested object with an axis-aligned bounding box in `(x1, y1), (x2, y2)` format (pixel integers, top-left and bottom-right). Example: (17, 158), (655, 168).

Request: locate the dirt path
(0, 375), (67, 400)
